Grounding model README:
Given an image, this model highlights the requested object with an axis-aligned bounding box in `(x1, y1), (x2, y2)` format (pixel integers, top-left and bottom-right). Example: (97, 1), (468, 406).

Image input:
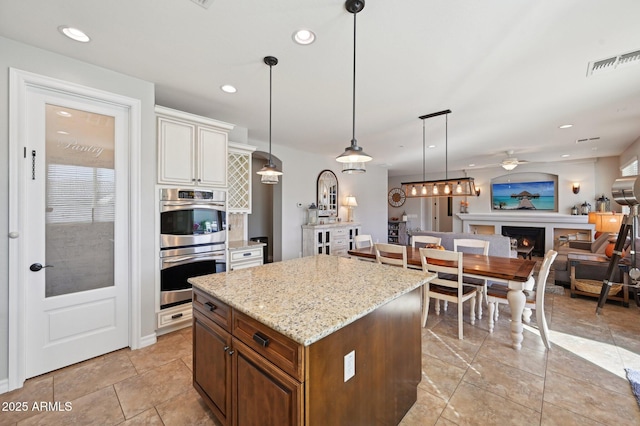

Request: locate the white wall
(0, 36), (157, 384)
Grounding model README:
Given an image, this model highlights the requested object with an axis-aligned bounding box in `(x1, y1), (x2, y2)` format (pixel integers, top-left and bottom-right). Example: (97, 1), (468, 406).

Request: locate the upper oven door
(160, 201), (226, 248)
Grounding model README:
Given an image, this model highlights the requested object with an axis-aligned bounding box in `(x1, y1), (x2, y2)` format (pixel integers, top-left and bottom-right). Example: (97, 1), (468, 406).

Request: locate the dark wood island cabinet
(190, 255), (434, 425)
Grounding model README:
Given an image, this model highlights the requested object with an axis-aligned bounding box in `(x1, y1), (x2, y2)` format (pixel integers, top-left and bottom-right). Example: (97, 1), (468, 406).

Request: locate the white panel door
(22, 86), (129, 378)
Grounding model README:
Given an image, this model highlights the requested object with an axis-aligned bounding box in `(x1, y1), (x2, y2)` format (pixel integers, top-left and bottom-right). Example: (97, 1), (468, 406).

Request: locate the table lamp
(588, 212), (624, 257)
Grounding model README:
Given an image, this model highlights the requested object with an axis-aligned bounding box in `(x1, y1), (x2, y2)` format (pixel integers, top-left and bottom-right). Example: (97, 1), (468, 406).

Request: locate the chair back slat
(411, 235), (442, 248)
(374, 243), (408, 268)
(454, 238), (490, 255)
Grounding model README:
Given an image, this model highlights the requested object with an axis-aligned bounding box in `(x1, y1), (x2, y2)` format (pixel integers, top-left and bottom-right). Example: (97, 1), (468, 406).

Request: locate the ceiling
(3, 0), (640, 177)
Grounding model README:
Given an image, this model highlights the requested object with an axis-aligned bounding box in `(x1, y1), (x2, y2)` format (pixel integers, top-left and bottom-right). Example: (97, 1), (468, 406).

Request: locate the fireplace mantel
(457, 213), (594, 252)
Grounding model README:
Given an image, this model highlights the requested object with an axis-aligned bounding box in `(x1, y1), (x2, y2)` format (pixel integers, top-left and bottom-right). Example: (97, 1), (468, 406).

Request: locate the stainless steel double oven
(160, 188), (226, 309)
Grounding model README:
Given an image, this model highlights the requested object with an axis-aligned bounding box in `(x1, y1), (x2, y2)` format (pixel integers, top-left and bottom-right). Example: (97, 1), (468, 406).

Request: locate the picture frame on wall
(491, 180), (557, 211)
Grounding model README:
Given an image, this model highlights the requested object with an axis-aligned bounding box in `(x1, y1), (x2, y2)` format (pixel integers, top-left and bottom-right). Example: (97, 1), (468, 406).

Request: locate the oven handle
(162, 253), (225, 268)
(161, 201), (225, 208)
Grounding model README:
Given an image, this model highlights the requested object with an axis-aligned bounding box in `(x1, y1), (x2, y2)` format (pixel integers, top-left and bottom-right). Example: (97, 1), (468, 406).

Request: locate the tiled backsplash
(228, 214), (245, 242)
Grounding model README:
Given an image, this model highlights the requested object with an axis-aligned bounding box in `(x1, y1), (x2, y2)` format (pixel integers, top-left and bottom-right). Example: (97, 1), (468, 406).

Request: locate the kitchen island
(189, 255), (435, 425)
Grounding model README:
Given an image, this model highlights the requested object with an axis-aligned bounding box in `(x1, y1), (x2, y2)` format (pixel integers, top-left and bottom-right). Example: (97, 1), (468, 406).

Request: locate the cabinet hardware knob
(223, 346), (230, 352)
(228, 350), (235, 356)
(204, 302), (216, 311)
(171, 313), (183, 319)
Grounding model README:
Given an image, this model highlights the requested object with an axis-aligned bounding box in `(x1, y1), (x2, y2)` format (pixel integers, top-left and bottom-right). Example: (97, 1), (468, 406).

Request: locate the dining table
(347, 246), (538, 350)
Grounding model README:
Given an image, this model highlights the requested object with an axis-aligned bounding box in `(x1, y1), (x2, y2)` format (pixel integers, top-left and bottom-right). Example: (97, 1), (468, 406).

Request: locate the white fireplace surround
(457, 213), (595, 253)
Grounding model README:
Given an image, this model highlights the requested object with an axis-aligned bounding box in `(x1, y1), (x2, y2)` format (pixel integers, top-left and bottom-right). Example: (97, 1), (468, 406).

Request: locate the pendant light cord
(422, 119), (426, 180)
(268, 63), (273, 164)
(351, 11), (357, 146)
(445, 113), (448, 180)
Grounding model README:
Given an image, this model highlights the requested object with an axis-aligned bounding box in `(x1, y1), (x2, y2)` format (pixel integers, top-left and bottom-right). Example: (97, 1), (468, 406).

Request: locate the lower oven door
(160, 250), (226, 309)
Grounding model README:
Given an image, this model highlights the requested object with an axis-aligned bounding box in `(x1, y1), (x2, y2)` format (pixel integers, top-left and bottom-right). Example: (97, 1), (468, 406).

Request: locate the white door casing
(8, 69), (143, 391)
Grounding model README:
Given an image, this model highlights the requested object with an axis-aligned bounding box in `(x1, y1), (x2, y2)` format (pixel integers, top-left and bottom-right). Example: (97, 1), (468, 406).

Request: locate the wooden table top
(348, 246), (537, 283)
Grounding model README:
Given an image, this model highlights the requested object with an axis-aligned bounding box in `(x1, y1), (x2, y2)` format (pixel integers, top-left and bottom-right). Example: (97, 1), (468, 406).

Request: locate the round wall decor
(388, 187), (406, 207)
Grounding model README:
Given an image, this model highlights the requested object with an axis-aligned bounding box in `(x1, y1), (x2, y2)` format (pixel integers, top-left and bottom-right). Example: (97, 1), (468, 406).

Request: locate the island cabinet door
(193, 311), (233, 425)
(231, 337), (303, 426)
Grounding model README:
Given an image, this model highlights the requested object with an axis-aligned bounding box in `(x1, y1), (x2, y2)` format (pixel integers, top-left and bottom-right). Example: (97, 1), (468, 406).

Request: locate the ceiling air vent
(576, 137), (600, 144)
(587, 49), (640, 76)
(190, 0), (214, 9)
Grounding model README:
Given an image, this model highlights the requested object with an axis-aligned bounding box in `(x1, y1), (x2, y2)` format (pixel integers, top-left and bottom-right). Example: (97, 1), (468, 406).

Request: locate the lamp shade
(594, 212), (624, 234)
(345, 195), (358, 207)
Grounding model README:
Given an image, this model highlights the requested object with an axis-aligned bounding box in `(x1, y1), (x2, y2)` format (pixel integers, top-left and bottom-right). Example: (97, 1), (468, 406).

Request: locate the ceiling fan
(500, 150), (529, 171)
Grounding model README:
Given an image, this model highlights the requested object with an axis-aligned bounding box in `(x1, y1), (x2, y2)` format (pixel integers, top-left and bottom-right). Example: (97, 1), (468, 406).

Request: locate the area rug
(625, 368), (640, 407)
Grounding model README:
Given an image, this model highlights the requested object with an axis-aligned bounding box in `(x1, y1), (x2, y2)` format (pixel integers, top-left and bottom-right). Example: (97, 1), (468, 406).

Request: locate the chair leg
(522, 308), (532, 324)
(536, 308), (551, 350)
(443, 300), (448, 312)
(458, 301), (464, 339)
(422, 287), (430, 327)
(435, 296), (441, 316)
(470, 295), (476, 326)
(476, 289), (483, 319)
(488, 301), (495, 333)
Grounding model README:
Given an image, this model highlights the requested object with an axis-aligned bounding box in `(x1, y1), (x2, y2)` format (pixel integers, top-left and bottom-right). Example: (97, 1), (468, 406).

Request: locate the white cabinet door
(158, 117), (196, 185)
(198, 126), (227, 187)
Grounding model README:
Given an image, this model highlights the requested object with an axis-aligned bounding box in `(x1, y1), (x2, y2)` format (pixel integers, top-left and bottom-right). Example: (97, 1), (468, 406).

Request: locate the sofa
(408, 231), (515, 258)
(552, 232), (612, 285)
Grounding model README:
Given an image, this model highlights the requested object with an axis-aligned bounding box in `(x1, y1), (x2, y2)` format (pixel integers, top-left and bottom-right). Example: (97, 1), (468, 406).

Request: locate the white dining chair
(453, 238), (490, 319)
(419, 248), (476, 339)
(411, 235), (442, 248)
(486, 249), (558, 350)
(354, 234), (373, 249)
(374, 243), (407, 269)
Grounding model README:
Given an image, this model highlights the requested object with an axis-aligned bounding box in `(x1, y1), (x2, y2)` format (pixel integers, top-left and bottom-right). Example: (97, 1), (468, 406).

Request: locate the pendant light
(401, 109), (476, 197)
(336, 0), (372, 174)
(257, 56), (283, 184)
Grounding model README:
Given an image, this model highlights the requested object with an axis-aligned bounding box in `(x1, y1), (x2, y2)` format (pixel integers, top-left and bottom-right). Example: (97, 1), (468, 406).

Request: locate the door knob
(30, 263), (53, 272)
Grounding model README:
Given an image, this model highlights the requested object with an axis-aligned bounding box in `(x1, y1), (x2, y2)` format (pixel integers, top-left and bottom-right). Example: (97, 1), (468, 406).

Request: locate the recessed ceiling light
(56, 130), (69, 135)
(428, 145), (436, 148)
(561, 154), (570, 158)
(559, 124), (573, 129)
(56, 111), (72, 117)
(220, 84), (237, 93)
(58, 26), (91, 43)
(293, 29), (316, 45)
(468, 163), (475, 167)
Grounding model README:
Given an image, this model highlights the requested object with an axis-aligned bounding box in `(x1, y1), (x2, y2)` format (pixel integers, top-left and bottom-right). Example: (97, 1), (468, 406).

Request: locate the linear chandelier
(401, 109), (476, 197)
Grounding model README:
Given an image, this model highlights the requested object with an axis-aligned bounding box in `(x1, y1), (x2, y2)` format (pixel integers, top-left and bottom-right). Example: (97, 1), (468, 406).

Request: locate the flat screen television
(491, 180), (556, 211)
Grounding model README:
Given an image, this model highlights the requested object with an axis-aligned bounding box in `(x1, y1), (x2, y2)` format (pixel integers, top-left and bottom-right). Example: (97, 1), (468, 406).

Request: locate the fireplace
(502, 226), (545, 257)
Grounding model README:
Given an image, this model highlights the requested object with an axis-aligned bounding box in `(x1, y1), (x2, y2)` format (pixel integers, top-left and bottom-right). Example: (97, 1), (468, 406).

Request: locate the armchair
(552, 232), (612, 285)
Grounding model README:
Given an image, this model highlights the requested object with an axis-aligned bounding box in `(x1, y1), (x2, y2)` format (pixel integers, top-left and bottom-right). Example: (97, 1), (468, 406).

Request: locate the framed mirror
(317, 170), (338, 217)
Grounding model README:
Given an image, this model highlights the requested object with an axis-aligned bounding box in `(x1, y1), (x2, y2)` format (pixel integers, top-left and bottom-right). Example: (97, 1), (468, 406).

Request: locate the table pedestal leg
(507, 288), (526, 350)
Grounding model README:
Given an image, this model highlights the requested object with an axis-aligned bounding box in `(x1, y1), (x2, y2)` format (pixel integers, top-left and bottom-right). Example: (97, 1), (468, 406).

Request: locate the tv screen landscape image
(491, 180), (556, 211)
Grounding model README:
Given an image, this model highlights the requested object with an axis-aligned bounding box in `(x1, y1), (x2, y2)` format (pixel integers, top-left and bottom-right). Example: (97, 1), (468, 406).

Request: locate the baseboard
(0, 378), (9, 395)
(138, 333), (157, 349)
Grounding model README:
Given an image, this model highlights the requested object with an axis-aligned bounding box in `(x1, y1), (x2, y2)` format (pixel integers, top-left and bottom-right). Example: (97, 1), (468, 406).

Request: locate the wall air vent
(576, 137), (600, 144)
(190, 0), (214, 9)
(587, 49), (640, 76)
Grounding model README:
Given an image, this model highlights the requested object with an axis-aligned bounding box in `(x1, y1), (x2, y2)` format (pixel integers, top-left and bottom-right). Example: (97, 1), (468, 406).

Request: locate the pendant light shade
(401, 109), (477, 197)
(257, 56), (283, 184)
(336, 0), (372, 174)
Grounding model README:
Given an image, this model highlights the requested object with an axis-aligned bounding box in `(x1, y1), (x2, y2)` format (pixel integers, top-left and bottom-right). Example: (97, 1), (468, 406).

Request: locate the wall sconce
(475, 187), (481, 197)
(572, 182), (580, 194)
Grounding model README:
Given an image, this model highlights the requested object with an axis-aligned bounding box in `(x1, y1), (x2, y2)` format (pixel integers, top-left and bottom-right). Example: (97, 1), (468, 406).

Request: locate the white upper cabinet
(156, 106), (233, 188)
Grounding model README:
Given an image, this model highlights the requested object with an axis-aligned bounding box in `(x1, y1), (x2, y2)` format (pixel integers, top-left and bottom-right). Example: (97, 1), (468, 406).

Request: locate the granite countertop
(189, 255), (435, 346)
(228, 240), (266, 251)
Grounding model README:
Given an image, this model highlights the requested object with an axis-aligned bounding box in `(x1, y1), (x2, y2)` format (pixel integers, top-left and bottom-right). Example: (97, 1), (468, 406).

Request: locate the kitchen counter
(189, 255), (433, 346)
(227, 240), (265, 251)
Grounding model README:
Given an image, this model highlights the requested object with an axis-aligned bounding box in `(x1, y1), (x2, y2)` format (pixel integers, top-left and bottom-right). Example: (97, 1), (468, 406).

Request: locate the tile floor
(2, 280), (640, 425)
